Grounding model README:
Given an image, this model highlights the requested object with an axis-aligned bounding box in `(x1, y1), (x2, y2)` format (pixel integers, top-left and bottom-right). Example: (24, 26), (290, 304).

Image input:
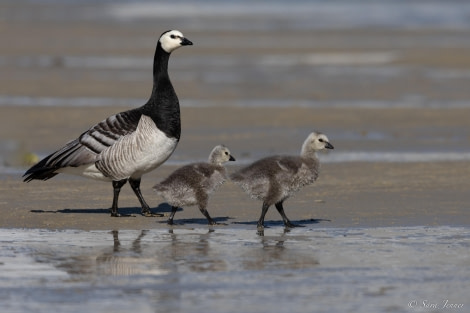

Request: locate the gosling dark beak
(325, 142), (334, 149)
(181, 37), (193, 46)
(229, 155), (236, 161)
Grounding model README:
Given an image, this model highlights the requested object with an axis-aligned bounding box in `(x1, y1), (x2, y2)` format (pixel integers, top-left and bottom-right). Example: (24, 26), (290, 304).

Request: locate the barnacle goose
(23, 30), (193, 217)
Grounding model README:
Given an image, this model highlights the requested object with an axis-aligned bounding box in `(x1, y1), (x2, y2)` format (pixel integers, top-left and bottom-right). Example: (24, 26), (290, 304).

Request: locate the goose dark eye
(225, 152), (229, 155)
(170, 34), (176, 39)
(318, 138), (324, 142)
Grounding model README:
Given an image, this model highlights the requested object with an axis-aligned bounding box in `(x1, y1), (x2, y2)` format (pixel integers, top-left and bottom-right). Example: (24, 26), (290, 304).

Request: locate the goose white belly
(57, 163), (111, 181)
(126, 128), (178, 179)
(58, 115), (178, 181)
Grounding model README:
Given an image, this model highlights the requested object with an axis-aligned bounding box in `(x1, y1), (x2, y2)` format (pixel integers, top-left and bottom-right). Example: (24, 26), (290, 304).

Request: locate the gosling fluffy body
(230, 132), (333, 228)
(153, 145), (235, 225)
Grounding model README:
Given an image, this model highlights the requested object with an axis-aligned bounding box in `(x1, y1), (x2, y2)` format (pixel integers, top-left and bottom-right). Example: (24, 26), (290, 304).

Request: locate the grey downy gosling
(153, 145), (236, 225)
(23, 30), (193, 217)
(230, 132), (334, 228)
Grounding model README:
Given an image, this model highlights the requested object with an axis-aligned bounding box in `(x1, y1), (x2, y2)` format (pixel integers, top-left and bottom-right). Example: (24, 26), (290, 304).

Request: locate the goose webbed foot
(110, 210), (135, 217)
(141, 209), (164, 217)
(128, 178), (163, 217)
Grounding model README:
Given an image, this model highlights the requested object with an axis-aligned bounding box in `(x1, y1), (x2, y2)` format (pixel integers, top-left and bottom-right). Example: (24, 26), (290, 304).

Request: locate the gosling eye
(225, 151), (229, 155)
(318, 138), (324, 143)
(170, 34), (176, 39)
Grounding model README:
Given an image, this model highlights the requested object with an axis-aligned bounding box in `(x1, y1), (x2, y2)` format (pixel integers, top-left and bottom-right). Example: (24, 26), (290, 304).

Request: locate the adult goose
(153, 145), (236, 225)
(23, 30), (193, 217)
(230, 132), (334, 228)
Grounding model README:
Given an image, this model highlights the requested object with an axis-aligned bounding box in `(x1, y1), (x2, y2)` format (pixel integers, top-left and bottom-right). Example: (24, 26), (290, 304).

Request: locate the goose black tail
(22, 155), (59, 182)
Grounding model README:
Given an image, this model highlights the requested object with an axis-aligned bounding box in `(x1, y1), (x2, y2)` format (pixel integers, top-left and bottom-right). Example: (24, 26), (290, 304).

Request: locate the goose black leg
(110, 179), (128, 217)
(129, 178), (163, 217)
(275, 202), (303, 228)
(167, 206), (178, 225)
(257, 202), (271, 229)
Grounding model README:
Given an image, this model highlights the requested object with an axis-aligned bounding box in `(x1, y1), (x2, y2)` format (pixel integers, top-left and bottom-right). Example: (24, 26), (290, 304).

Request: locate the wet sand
(2, 160), (469, 230)
(1, 226), (469, 313)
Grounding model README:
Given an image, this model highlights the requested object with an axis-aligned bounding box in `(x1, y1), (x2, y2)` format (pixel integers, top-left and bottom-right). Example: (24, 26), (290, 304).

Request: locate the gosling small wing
(193, 163), (228, 193)
(153, 164), (204, 192)
(230, 156), (287, 199)
(153, 164), (213, 207)
(278, 156), (319, 194)
(276, 156), (303, 174)
(232, 156), (300, 179)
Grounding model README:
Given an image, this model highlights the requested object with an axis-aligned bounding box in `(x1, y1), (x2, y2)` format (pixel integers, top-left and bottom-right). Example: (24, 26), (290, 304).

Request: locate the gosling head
(209, 145), (236, 165)
(301, 132), (334, 157)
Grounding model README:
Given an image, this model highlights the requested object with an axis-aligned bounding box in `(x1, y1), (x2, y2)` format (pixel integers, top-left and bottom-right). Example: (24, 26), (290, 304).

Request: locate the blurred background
(1, 0), (470, 171)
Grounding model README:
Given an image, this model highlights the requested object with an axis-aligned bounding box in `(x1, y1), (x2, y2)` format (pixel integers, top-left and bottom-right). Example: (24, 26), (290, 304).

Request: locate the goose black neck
(143, 42), (181, 140)
(152, 44), (170, 84)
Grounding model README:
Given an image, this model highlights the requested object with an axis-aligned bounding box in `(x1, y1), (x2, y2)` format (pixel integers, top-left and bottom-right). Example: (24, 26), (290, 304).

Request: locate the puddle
(0, 226), (468, 313)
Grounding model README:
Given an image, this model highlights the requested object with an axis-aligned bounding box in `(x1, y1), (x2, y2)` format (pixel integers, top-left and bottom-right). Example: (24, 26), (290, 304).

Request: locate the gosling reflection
(166, 228), (227, 273)
(243, 228), (319, 270)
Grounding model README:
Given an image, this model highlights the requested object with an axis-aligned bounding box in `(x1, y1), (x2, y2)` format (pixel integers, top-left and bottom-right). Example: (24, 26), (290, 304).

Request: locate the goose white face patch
(160, 30), (186, 53)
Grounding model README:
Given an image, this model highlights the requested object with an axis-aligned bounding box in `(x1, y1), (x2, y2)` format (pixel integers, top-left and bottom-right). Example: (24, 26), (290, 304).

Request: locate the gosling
(153, 145), (235, 225)
(230, 132), (333, 228)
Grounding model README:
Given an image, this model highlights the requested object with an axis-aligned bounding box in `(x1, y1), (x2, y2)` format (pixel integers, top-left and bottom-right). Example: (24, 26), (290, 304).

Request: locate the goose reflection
(94, 230), (163, 276)
(56, 230), (166, 278)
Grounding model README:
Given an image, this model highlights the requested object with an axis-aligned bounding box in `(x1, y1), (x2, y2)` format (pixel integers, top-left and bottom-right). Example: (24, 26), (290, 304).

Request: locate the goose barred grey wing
(23, 109), (142, 182)
(80, 109), (141, 155)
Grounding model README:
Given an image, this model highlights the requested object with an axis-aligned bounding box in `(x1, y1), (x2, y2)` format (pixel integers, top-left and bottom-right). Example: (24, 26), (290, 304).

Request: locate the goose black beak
(325, 142), (334, 149)
(229, 155), (236, 161)
(181, 37), (193, 46)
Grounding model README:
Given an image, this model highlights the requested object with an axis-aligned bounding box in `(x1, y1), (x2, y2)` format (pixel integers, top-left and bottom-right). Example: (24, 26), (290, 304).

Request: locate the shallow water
(1, 226), (468, 313)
